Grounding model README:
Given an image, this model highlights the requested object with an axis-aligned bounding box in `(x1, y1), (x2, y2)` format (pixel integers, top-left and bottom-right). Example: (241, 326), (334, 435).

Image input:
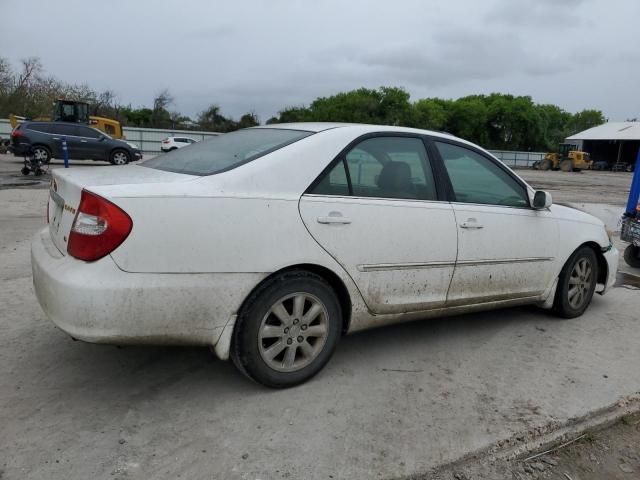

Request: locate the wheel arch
(109, 147), (130, 157)
(32, 143), (52, 155)
(577, 241), (608, 286)
(236, 263), (353, 336)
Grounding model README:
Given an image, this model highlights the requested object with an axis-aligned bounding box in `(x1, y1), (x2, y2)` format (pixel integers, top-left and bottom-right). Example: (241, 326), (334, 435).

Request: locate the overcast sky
(1, 0), (638, 122)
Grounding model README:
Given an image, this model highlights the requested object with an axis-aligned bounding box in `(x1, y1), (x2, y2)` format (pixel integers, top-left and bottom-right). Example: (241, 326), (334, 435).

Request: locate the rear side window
(310, 136), (437, 201)
(27, 123), (53, 133)
(50, 124), (79, 137)
(143, 128), (313, 176)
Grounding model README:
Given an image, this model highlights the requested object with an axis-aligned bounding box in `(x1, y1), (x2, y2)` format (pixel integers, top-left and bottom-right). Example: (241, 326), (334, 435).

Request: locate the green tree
(306, 87), (411, 124)
(569, 109), (606, 135)
(409, 98), (451, 131)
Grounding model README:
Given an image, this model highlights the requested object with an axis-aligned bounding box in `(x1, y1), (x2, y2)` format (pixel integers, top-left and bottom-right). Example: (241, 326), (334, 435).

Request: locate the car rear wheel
(231, 270), (342, 388)
(553, 246), (598, 318)
(32, 146), (51, 164)
(110, 149), (130, 165)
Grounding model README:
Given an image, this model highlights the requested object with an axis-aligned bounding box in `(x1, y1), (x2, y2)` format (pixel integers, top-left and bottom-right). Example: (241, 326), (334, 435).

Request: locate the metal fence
(121, 126), (220, 154)
(488, 150), (545, 168)
(1, 119), (544, 166)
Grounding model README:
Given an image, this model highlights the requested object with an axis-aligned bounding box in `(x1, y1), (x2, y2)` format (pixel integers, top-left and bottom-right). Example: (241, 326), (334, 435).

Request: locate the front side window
(310, 136), (437, 201)
(435, 142), (529, 208)
(77, 126), (102, 139)
(143, 128), (313, 176)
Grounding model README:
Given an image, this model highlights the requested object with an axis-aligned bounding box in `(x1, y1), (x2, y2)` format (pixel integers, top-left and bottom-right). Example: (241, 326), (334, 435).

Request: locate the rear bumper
(31, 227), (264, 346)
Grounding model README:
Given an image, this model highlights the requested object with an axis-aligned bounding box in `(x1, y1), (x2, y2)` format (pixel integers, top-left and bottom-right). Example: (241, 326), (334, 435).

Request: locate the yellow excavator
(9, 99), (124, 139)
(534, 143), (593, 172)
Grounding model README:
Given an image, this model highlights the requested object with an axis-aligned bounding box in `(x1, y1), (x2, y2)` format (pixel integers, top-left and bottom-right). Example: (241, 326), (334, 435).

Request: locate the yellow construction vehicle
(534, 143), (593, 172)
(9, 99), (124, 139)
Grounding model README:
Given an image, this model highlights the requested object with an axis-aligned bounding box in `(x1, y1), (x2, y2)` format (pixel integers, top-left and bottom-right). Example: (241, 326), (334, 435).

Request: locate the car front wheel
(110, 149), (130, 165)
(231, 271), (342, 388)
(553, 246), (598, 318)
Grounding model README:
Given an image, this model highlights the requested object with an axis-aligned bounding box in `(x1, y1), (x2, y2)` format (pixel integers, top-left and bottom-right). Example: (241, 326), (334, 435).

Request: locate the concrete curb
(400, 392), (640, 479)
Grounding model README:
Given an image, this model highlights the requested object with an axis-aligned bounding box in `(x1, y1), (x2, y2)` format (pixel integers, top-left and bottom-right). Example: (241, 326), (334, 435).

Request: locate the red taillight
(11, 129), (23, 138)
(67, 190), (132, 262)
(162, 139), (170, 144)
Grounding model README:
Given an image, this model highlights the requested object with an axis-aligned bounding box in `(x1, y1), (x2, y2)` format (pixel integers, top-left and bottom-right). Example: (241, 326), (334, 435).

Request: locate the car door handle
(460, 219), (484, 229)
(52, 137), (60, 140)
(80, 140), (88, 143)
(317, 212), (351, 224)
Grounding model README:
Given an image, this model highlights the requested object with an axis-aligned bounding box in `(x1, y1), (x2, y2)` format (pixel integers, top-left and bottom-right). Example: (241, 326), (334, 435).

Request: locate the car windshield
(142, 128), (313, 176)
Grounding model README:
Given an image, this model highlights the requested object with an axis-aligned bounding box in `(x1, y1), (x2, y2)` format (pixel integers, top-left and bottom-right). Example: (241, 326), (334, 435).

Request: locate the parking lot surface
(1, 155), (639, 479)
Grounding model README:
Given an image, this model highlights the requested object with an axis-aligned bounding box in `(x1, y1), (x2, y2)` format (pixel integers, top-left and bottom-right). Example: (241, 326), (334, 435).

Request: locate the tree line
(266, 87), (607, 151)
(0, 57), (611, 151)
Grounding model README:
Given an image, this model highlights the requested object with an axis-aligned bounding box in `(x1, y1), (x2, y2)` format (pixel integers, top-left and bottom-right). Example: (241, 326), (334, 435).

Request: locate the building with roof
(566, 122), (640, 169)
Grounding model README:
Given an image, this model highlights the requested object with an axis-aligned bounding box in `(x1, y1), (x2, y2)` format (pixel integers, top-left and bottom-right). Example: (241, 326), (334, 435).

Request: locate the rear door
(433, 140), (558, 306)
(50, 124), (83, 159)
(299, 134), (458, 314)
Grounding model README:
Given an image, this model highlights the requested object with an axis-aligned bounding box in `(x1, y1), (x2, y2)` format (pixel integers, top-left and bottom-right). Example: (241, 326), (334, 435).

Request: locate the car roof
(253, 122), (458, 139)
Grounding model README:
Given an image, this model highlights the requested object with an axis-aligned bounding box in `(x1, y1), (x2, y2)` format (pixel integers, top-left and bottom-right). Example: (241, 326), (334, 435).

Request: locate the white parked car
(32, 123), (618, 387)
(160, 136), (198, 152)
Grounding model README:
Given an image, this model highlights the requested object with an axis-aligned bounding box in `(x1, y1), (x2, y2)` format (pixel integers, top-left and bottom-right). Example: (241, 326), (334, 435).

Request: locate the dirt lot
(517, 169), (632, 206)
(0, 154), (639, 480)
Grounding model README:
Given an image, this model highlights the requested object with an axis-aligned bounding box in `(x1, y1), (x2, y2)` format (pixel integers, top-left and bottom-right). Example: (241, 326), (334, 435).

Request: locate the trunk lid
(48, 165), (194, 255)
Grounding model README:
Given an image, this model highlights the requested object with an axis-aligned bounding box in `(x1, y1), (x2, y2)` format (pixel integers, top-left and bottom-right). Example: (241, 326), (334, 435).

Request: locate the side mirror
(533, 190), (552, 209)
(97, 135), (105, 141)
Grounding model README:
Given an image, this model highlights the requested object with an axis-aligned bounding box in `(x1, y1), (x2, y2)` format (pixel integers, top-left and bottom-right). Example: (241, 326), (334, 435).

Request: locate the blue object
(62, 137), (69, 168)
(626, 147), (640, 216)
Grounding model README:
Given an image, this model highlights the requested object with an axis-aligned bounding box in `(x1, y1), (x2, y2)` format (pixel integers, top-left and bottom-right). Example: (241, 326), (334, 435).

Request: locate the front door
(75, 125), (105, 160)
(299, 135), (458, 314)
(433, 140), (558, 306)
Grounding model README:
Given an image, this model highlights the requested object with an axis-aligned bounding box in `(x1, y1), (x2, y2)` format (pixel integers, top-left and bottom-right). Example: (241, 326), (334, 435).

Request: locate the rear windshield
(142, 128), (313, 176)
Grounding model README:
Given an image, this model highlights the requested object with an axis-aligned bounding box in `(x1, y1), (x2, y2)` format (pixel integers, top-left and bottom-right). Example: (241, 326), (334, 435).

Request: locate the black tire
(560, 159), (573, 172)
(553, 246), (598, 318)
(21, 167), (30, 176)
(110, 149), (130, 165)
(231, 270), (342, 388)
(32, 145), (51, 164)
(624, 245), (640, 268)
(540, 159), (551, 171)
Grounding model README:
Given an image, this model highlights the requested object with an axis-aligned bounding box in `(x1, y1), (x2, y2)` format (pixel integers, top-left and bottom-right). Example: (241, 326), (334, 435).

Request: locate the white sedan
(32, 123), (618, 387)
(160, 136), (198, 152)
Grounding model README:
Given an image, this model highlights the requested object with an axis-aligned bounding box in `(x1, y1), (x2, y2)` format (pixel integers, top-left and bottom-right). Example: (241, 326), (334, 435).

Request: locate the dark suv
(11, 122), (142, 165)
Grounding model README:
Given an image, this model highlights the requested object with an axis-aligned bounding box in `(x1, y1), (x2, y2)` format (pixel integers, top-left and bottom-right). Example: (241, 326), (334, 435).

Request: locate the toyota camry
(31, 123), (619, 387)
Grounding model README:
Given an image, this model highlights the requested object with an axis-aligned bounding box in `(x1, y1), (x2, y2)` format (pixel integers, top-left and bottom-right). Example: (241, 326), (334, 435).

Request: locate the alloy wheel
(568, 257), (593, 309)
(33, 147), (49, 163)
(258, 292), (329, 372)
(112, 152), (128, 165)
